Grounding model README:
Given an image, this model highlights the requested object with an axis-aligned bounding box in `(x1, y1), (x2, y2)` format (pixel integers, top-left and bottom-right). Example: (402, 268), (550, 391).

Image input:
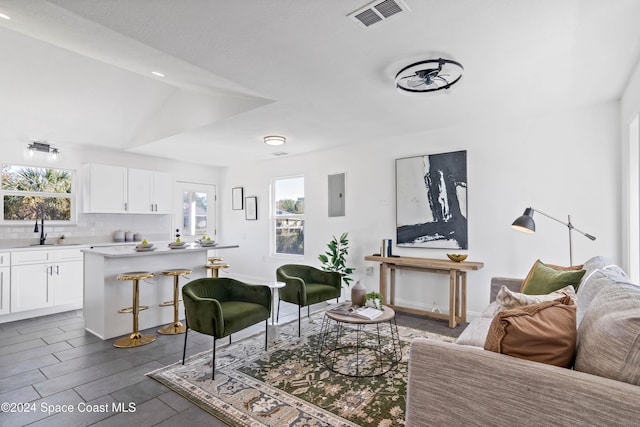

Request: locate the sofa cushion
(484, 296), (576, 367)
(576, 263), (630, 325)
(520, 260), (585, 295)
(574, 279), (640, 386)
(454, 316), (494, 347)
(458, 285), (577, 348)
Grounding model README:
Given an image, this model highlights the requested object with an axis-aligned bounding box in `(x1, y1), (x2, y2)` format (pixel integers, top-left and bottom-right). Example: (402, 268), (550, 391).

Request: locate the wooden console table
(364, 255), (484, 328)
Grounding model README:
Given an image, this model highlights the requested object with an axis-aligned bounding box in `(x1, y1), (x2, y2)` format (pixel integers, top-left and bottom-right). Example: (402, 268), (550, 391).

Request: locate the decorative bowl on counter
(168, 241), (187, 249)
(198, 240), (217, 247)
(447, 253), (468, 262)
(136, 243), (154, 249)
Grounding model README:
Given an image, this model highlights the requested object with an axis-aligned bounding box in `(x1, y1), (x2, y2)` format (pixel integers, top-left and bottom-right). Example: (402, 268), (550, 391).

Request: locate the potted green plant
(318, 232), (355, 288)
(364, 291), (384, 310)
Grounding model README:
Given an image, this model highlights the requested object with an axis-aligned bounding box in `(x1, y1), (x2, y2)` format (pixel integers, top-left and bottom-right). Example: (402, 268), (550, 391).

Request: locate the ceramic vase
(351, 281), (366, 306)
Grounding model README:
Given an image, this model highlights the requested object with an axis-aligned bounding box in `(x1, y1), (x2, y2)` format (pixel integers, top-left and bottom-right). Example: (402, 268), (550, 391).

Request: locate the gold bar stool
(114, 271), (155, 348)
(158, 268), (192, 335)
(205, 257), (230, 278)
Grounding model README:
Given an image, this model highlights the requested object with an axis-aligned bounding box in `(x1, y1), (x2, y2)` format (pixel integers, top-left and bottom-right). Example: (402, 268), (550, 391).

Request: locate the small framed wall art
(232, 187), (244, 210)
(245, 196), (257, 220)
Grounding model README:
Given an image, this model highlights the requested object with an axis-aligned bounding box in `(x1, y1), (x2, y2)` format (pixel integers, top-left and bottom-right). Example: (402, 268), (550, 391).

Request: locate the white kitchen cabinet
(0, 252), (9, 315)
(152, 171), (173, 213)
(83, 164), (172, 214)
(53, 260), (83, 306)
(10, 247), (84, 313)
(127, 168), (153, 213)
(82, 163), (128, 213)
(11, 262), (53, 312)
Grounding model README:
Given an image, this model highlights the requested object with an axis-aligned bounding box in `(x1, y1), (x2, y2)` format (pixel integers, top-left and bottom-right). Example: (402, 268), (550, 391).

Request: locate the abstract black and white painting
(396, 150), (467, 249)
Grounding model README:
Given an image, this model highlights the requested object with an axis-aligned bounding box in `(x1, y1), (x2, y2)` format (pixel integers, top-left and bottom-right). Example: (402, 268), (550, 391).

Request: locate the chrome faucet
(33, 205), (47, 245)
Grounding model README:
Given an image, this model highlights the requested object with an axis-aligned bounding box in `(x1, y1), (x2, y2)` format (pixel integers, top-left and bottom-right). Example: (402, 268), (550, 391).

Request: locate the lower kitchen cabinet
(0, 252), (8, 315)
(10, 263), (53, 312)
(9, 247), (85, 314)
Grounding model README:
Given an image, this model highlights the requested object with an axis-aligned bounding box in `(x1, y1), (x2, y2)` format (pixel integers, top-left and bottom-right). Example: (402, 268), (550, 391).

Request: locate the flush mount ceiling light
(264, 135), (286, 146)
(27, 141), (60, 160)
(395, 58), (463, 93)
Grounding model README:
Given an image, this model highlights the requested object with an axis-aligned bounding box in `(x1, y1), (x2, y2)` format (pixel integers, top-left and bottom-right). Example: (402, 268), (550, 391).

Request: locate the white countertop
(82, 243), (239, 258)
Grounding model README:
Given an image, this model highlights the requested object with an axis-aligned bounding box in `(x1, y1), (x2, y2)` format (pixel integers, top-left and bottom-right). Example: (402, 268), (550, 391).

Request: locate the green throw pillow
(520, 260), (586, 295)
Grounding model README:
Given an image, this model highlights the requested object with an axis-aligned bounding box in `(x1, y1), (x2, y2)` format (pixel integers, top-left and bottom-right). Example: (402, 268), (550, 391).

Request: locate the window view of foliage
(275, 197), (304, 255)
(2, 165), (72, 221)
(182, 191), (208, 236)
(274, 176), (304, 255)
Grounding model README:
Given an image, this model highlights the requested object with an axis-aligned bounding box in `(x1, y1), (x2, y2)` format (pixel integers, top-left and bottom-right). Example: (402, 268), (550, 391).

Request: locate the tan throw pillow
(520, 260), (586, 295)
(484, 296), (577, 367)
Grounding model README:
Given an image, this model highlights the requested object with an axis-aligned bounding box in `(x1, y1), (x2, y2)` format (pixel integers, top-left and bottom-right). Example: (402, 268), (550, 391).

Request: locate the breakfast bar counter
(83, 243), (239, 339)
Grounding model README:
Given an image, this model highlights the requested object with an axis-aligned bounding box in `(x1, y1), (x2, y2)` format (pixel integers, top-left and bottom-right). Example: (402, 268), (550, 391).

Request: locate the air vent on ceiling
(348, 0), (409, 28)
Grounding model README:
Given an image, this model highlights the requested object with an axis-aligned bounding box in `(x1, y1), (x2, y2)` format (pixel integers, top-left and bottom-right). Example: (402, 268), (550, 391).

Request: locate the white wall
(220, 102), (620, 318)
(621, 57), (640, 282)
(0, 143), (220, 244)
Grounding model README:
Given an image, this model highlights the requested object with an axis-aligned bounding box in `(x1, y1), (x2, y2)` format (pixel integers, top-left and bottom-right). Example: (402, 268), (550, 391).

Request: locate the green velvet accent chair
(276, 264), (341, 336)
(181, 277), (271, 379)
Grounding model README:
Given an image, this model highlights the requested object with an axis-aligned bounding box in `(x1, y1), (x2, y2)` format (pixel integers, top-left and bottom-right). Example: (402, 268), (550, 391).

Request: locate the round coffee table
(318, 304), (402, 377)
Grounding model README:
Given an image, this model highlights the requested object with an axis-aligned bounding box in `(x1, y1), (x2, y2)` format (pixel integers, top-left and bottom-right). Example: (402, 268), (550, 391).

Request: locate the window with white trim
(1, 164), (75, 223)
(272, 175), (304, 255)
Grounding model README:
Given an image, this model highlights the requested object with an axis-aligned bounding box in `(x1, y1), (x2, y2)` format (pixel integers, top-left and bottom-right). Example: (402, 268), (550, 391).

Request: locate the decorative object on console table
(396, 150), (467, 249)
(232, 187), (243, 210)
(245, 196), (257, 220)
(447, 253), (468, 262)
(381, 239), (393, 257)
(511, 207), (596, 265)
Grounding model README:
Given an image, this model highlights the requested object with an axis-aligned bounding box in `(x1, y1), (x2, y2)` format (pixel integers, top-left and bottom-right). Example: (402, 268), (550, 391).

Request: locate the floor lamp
(511, 207), (596, 266)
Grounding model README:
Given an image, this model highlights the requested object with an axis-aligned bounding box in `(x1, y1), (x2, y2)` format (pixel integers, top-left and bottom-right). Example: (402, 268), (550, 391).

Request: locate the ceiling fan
(395, 58), (464, 93)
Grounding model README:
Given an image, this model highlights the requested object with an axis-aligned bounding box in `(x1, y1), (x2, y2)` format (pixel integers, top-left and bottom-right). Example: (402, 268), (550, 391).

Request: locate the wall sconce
(264, 135), (286, 146)
(26, 141), (60, 160)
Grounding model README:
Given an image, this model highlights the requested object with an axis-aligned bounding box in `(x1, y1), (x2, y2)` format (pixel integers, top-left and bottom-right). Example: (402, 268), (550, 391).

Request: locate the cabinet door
(127, 168), (154, 213)
(152, 171), (173, 213)
(11, 264), (52, 312)
(0, 267), (9, 315)
(53, 261), (83, 306)
(83, 164), (128, 213)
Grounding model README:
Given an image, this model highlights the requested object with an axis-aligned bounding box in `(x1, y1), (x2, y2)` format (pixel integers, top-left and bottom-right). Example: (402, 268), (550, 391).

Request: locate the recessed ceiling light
(264, 135), (286, 146)
(0, 13), (11, 20)
(151, 71), (165, 77)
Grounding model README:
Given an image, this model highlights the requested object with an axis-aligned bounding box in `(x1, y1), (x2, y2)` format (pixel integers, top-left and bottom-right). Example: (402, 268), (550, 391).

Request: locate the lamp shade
(511, 208), (536, 233)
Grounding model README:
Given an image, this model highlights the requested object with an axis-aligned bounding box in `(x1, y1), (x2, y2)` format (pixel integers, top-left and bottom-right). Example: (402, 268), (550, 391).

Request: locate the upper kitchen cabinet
(82, 163), (128, 213)
(82, 164), (173, 214)
(127, 169), (173, 214)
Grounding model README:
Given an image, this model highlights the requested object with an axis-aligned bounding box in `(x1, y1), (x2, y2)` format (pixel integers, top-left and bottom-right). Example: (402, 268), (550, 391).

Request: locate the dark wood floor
(0, 304), (466, 427)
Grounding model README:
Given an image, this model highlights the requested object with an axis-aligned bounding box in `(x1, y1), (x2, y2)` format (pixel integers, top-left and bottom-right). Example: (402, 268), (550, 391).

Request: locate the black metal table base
(317, 314), (402, 377)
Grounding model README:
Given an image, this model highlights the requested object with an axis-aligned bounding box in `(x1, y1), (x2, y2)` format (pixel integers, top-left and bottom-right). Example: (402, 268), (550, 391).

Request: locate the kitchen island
(82, 243), (239, 340)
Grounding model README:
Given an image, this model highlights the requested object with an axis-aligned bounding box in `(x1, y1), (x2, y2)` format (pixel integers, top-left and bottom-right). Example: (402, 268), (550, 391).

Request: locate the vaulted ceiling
(1, 0), (640, 166)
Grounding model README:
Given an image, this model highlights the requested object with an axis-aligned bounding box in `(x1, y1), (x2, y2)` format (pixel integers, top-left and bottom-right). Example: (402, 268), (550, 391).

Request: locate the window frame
(1, 163), (77, 225)
(271, 174), (305, 257)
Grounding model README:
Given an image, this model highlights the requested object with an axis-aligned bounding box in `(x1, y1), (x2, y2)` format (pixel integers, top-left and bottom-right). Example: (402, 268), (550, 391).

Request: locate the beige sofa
(405, 256), (640, 426)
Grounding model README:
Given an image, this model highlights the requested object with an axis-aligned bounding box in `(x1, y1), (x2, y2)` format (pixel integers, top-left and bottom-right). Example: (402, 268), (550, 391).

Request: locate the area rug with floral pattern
(147, 311), (455, 426)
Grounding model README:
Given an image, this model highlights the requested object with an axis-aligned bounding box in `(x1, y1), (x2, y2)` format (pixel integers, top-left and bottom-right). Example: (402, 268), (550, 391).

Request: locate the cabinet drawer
(53, 248), (84, 262)
(0, 252), (9, 267)
(11, 250), (51, 265)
